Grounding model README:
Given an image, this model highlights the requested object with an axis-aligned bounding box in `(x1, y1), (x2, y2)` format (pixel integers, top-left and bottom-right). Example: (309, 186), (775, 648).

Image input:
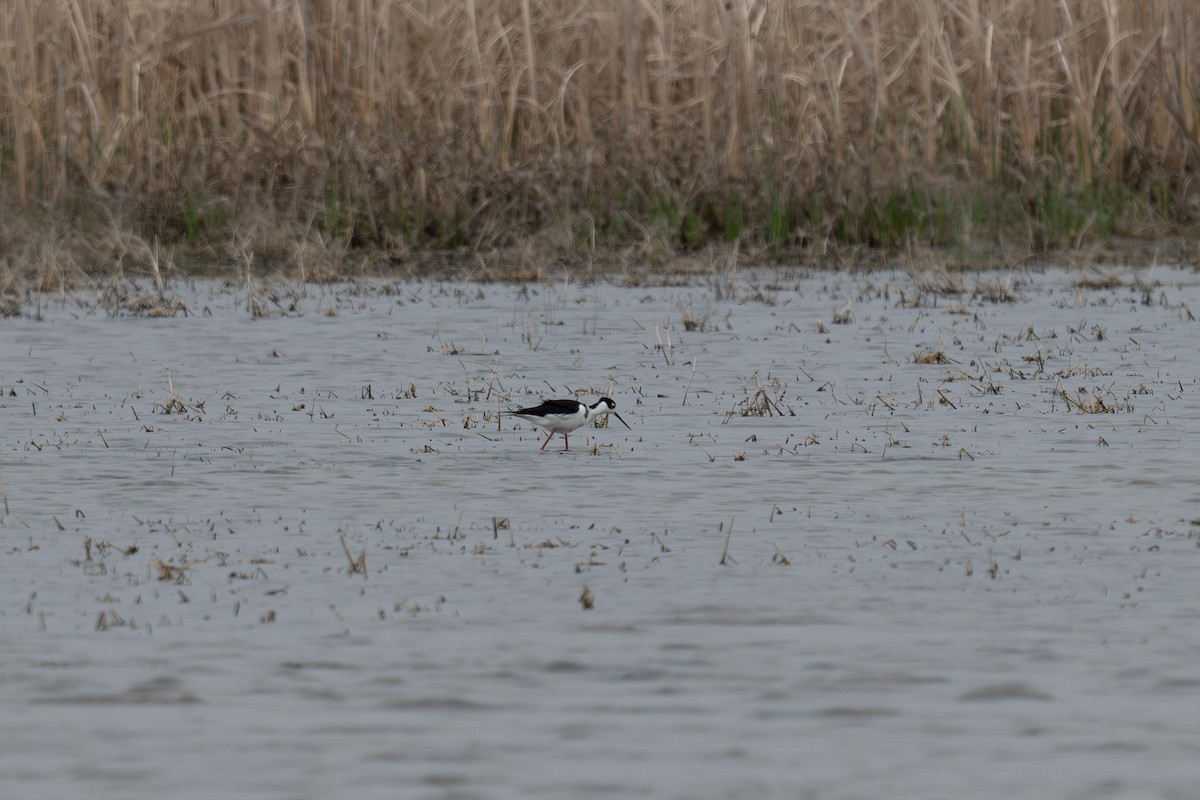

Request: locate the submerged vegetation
(1, 0), (1199, 282)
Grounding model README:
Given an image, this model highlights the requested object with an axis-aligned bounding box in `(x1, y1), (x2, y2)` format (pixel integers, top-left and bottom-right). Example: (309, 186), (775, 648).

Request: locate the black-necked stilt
(510, 397), (632, 451)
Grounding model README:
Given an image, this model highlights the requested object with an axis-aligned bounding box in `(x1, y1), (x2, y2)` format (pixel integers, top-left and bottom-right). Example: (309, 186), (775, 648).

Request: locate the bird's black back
(513, 398), (581, 416)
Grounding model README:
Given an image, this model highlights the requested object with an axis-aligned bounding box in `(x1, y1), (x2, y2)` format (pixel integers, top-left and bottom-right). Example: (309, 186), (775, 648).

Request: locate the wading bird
(510, 397), (631, 451)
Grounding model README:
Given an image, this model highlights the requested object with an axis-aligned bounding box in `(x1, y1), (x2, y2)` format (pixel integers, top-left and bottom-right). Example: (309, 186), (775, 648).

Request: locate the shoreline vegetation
(2, 1), (1199, 286)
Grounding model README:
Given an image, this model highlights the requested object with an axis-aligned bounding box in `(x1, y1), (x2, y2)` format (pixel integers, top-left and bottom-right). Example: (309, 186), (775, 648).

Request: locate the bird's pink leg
(540, 432), (555, 450)
(563, 434), (570, 451)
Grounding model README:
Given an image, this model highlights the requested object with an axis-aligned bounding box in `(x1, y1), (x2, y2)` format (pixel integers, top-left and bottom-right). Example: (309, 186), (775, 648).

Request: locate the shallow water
(2, 266), (1199, 799)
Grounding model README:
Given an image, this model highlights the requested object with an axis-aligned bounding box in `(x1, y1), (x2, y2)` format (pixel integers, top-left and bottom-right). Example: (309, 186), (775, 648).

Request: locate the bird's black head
(595, 397), (632, 429)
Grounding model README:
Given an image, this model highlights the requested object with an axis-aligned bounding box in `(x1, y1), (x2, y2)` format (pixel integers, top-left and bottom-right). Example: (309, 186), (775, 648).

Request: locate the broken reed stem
(656, 324), (674, 366)
(682, 357), (697, 406)
(719, 515), (735, 565)
(339, 535), (367, 577)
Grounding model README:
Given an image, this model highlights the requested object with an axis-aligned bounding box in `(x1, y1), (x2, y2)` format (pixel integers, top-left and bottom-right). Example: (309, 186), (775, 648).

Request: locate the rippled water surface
(3, 266), (1199, 799)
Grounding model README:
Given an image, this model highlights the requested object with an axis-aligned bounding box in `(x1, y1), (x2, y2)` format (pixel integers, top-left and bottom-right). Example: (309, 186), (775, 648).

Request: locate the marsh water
(2, 265), (1199, 799)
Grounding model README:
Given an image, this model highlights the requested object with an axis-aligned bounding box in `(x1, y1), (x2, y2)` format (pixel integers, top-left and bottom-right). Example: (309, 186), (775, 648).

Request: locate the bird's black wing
(512, 398), (579, 416)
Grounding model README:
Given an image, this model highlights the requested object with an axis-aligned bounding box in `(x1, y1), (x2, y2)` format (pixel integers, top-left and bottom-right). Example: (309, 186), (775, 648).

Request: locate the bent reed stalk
(1, 0), (1197, 277)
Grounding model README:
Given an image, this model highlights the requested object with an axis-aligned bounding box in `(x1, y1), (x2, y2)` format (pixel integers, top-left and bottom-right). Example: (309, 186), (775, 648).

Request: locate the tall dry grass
(1, 0), (1197, 275)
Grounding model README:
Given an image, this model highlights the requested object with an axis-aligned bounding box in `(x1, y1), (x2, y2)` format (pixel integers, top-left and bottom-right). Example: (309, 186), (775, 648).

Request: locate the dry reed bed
(2, 0), (1199, 279)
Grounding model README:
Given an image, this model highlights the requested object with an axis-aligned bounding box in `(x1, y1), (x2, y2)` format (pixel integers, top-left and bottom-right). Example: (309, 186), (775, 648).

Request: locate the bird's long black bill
(613, 412), (632, 430)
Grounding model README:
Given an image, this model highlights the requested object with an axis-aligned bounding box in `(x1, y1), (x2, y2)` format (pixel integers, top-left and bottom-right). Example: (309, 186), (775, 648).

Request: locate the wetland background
(4, 2), (1200, 799)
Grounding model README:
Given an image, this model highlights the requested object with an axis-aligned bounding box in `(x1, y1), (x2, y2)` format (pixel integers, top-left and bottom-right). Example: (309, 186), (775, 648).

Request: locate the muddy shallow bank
(2, 266), (1199, 800)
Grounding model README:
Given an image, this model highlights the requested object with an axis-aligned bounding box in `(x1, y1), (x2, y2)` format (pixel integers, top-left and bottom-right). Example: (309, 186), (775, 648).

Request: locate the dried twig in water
(340, 535), (367, 577)
(678, 298), (711, 331)
(655, 324), (675, 366)
(149, 557), (187, 583)
(492, 516), (509, 540)
(738, 386), (791, 417)
(914, 348), (955, 365)
(719, 516), (735, 565)
(832, 300), (853, 324)
(1055, 384), (1123, 414)
(682, 358), (698, 406)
